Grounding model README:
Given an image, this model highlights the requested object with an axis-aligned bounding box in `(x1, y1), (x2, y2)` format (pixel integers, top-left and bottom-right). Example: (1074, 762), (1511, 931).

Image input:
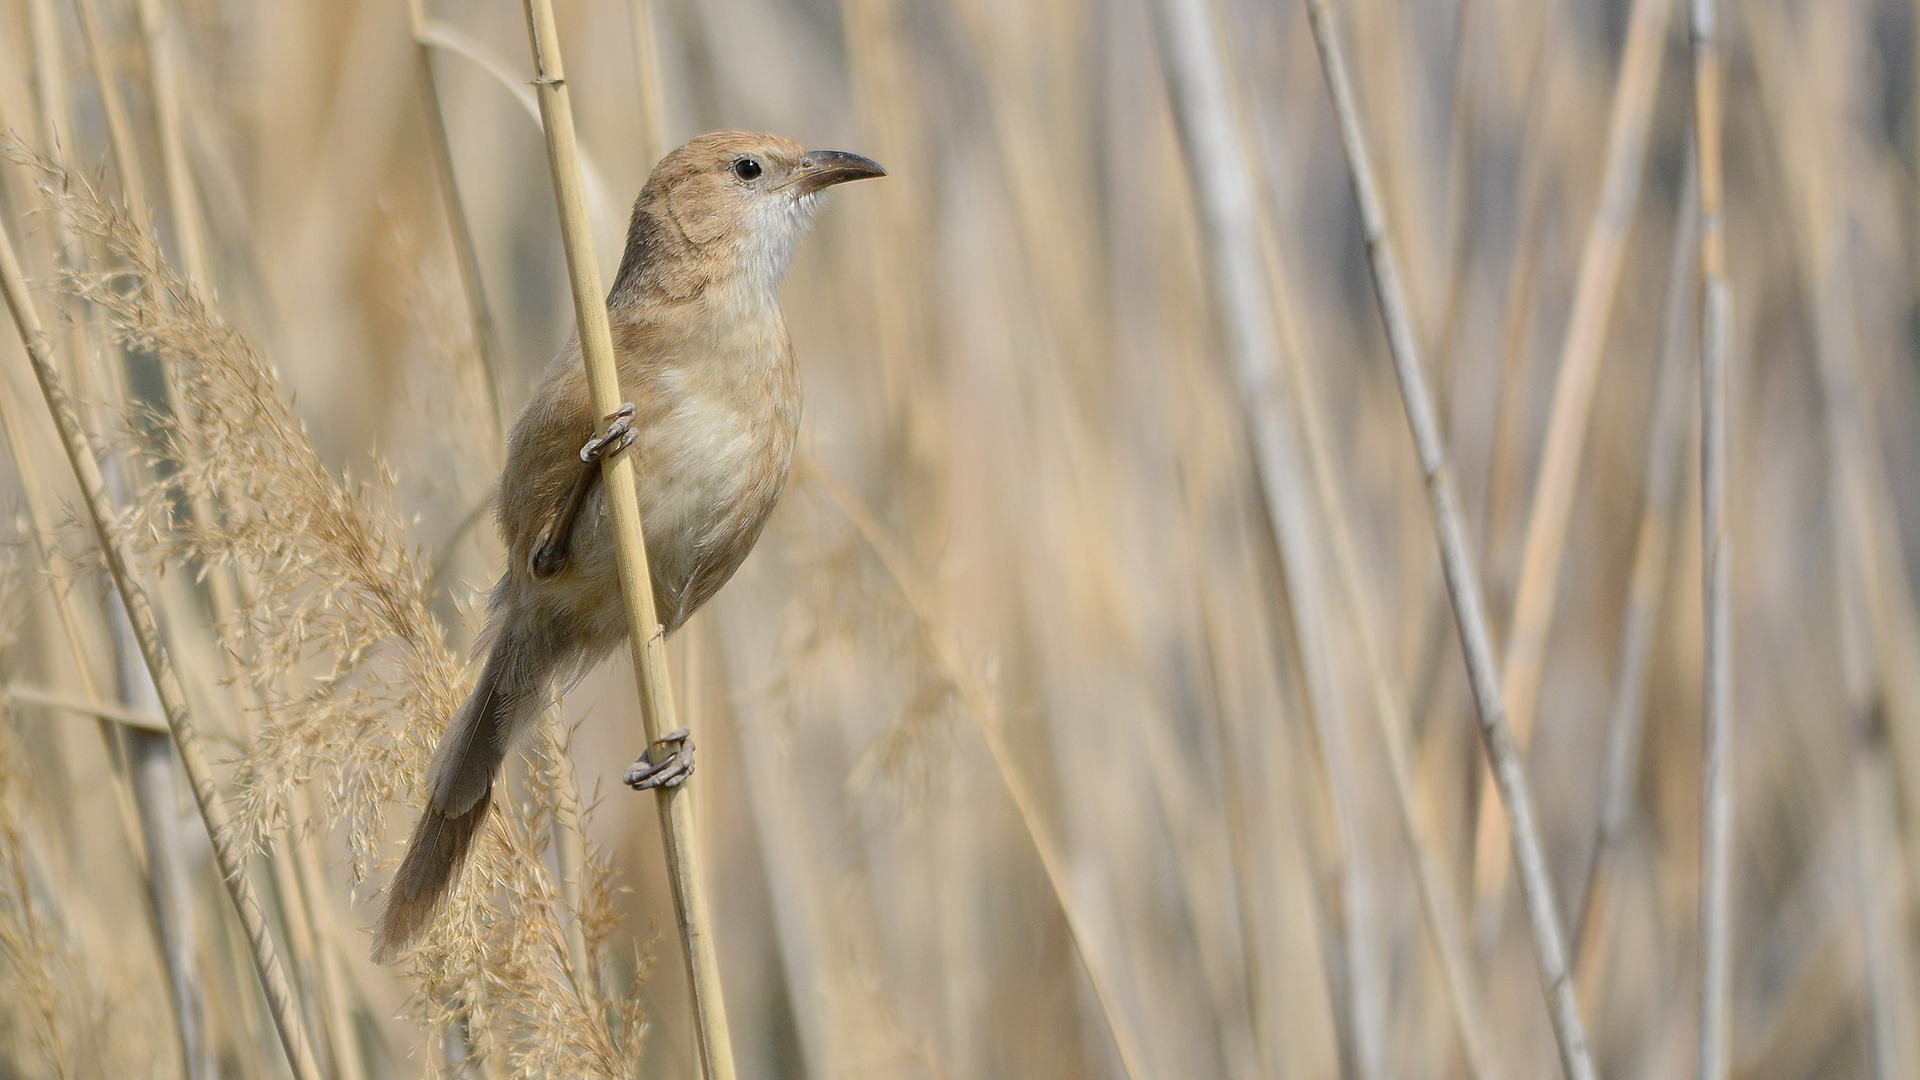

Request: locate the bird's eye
(733, 158), (763, 181)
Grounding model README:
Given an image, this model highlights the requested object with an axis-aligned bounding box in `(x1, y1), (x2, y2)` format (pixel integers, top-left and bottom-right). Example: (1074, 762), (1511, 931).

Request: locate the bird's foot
(580, 403), (638, 464)
(625, 727), (695, 790)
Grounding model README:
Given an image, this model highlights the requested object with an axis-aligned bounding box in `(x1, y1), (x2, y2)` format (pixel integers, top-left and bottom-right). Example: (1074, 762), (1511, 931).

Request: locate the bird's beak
(791, 150), (887, 195)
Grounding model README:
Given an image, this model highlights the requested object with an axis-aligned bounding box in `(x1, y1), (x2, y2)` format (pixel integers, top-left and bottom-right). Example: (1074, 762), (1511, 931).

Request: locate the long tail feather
(372, 606), (556, 962)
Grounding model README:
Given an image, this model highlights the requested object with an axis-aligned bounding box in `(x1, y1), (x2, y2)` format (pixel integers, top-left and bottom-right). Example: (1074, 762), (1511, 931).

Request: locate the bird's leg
(625, 727), (695, 790)
(530, 403), (637, 577)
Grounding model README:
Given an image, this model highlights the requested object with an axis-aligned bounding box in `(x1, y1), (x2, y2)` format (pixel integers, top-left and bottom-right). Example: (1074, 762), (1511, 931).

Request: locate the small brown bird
(372, 132), (884, 961)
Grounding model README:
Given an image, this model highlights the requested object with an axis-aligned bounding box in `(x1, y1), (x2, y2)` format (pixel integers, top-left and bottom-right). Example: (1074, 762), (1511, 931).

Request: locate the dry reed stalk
(1181, 544), (1282, 1079)
(1150, 3), (1385, 1074)
(23, 143), (645, 1080)
(1740, 4), (1920, 1071)
(406, 0), (506, 447)
(805, 466), (1153, 1080)
(73, 0), (150, 224)
(1742, 0), (1920, 935)
(1254, 135), (1507, 1080)
(0, 353), (156, 870)
(1151, 0), (1506, 1073)
(410, 20), (618, 249)
(1479, 0), (1562, 574)
(0, 685), (165, 733)
(135, 0), (209, 289)
(1687, 0), (1732, 1076)
(0, 203), (324, 1080)
(63, 15), (366, 1065)
(1570, 170), (1696, 998)
(408, 1), (603, 1038)
(1298, 1), (1597, 1076)
(518, 4), (738, 1078)
(541, 710), (600, 1003)
(627, 0), (668, 169)
(1470, 0), (1675, 921)
(0, 695), (89, 1080)
(16, 25), (225, 1071)
(1854, 738), (1919, 1076)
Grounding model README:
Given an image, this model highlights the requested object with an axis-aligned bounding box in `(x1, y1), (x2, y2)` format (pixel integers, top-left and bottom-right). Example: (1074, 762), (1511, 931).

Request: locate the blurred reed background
(0, 0), (1916, 1076)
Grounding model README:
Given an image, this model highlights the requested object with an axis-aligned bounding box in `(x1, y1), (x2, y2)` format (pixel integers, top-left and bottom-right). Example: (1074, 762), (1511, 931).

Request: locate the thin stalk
(1151, 0), (1498, 1072)
(1298, 1), (1598, 1078)
(123, 723), (210, 1080)
(1179, 538), (1278, 1079)
(0, 207), (323, 1080)
(18, 23), (219, 1069)
(1148, 1), (1383, 1074)
(1855, 718), (1919, 1078)
(1571, 168), (1697, 992)
(627, 0), (668, 168)
(1472, 0), (1675, 921)
(1742, 0), (1920, 944)
(517, 6), (737, 1079)
(68, 14), (352, 1061)
(1254, 158), (1505, 1080)
(542, 707), (600, 1004)
(1688, 0), (1732, 1076)
(74, 0), (152, 225)
(1479, 0), (1561, 575)
(1, 684), (167, 733)
(134, 0), (210, 288)
(406, 0), (506, 446)
(290, 787), (369, 1080)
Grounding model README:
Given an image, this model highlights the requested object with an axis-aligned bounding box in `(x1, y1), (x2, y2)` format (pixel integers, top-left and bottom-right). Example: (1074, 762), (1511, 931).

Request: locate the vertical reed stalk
(67, 14), (359, 1064)
(20, 20), (220, 1069)
(1298, 0), (1597, 1076)
(627, 0), (668, 168)
(1688, 0), (1732, 1076)
(1480, 0), (1562, 575)
(74, 0), (151, 224)
(542, 709), (601, 1004)
(1853, 701), (1919, 1078)
(1151, 0), (1503, 1072)
(1472, 0), (1674, 921)
(134, 0), (210, 288)
(1571, 169), (1696, 993)
(0, 331), (148, 880)
(407, 0), (507, 445)
(0, 208), (323, 1080)
(517, 5), (738, 1079)
(1149, 1), (1384, 1073)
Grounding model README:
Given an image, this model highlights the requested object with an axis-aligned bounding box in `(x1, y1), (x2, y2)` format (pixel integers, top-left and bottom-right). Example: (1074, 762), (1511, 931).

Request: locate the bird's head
(616, 131), (885, 298)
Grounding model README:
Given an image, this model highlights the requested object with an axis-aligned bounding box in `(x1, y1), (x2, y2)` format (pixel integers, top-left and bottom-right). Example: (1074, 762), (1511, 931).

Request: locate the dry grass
(0, 0), (1917, 1077)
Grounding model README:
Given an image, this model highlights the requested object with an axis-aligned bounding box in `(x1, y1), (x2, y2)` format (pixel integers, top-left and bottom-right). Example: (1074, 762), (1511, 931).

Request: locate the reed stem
(0, 199), (323, 1080)
(1298, 0), (1598, 1076)
(517, 5), (737, 1077)
(407, 0), (507, 446)
(1472, 0), (1675, 921)
(1688, 1), (1732, 1076)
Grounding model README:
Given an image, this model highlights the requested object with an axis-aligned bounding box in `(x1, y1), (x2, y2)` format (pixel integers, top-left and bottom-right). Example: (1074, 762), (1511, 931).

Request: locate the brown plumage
(372, 132), (883, 962)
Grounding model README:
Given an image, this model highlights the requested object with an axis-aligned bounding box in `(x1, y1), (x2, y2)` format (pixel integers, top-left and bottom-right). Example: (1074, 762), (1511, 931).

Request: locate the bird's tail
(372, 611), (556, 963)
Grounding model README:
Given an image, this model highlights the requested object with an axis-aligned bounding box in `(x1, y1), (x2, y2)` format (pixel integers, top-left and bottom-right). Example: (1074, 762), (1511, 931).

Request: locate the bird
(372, 131), (884, 962)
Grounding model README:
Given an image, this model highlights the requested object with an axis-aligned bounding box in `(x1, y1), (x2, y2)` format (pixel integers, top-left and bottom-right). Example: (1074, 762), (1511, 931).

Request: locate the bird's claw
(625, 727), (695, 790)
(580, 403), (638, 463)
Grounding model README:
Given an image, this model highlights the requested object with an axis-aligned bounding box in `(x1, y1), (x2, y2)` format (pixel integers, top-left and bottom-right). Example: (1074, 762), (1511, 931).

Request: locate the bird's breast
(626, 311), (800, 625)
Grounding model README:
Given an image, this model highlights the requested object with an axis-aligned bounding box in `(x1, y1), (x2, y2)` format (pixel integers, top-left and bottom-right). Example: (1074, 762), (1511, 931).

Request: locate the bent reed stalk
(518, 3), (739, 1078)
